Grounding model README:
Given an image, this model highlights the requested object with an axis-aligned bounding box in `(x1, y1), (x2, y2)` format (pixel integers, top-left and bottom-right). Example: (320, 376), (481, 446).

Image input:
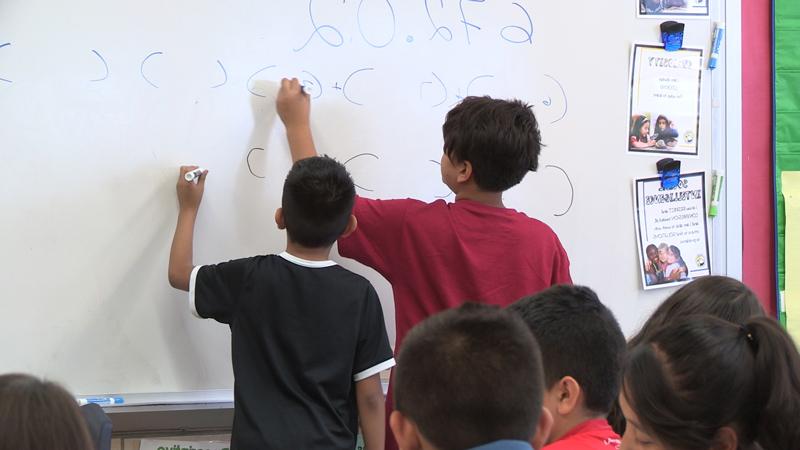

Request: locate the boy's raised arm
(168, 166), (207, 291)
(355, 373), (386, 450)
(276, 77), (318, 162)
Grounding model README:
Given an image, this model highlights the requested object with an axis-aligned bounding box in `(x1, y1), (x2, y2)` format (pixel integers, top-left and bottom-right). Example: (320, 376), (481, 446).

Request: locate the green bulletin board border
(774, 0), (800, 325)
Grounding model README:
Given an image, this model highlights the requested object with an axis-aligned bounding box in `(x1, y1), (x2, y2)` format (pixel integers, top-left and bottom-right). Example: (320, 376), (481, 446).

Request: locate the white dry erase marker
(708, 22), (725, 70)
(77, 396), (125, 406)
(184, 168), (207, 184)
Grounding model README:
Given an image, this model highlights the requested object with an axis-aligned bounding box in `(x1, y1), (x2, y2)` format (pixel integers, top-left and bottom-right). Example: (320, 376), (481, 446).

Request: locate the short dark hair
(0, 373), (93, 450)
(442, 96), (542, 192)
(281, 156), (356, 247)
(508, 285), (625, 415)
(394, 303), (544, 450)
(624, 316), (800, 450)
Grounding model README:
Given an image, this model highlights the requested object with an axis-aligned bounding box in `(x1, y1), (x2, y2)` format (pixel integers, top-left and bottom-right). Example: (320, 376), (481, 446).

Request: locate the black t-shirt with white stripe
(190, 252), (394, 450)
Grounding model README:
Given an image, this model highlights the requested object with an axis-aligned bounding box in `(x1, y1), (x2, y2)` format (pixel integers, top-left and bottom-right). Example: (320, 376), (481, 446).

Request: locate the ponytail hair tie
(740, 324), (757, 350)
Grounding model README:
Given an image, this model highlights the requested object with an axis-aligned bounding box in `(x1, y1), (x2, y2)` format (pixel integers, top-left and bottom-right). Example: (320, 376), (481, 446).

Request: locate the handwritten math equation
(293, 0), (534, 50)
(0, 44), (567, 121)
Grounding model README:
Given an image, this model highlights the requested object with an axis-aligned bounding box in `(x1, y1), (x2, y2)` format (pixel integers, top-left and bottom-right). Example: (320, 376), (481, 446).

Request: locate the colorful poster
(634, 172), (711, 290)
(637, 0), (709, 18)
(628, 44), (703, 156)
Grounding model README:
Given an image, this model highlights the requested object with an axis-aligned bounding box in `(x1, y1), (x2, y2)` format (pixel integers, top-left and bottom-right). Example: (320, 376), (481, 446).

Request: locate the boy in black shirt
(168, 157), (394, 450)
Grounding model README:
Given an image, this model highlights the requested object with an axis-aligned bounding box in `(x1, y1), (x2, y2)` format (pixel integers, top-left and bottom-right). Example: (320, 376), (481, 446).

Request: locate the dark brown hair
(609, 276), (766, 435)
(0, 373), (93, 450)
(508, 285), (625, 415)
(394, 303), (544, 450)
(442, 96), (542, 192)
(623, 316), (800, 450)
(628, 275), (765, 349)
(281, 155), (356, 247)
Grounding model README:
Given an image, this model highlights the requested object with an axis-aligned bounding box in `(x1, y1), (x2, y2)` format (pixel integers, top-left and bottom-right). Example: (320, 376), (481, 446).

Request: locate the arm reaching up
(277, 77), (318, 162)
(168, 166), (207, 291)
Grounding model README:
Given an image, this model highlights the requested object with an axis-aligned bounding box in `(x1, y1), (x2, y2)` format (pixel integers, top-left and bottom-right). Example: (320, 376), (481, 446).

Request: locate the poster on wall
(637, 0), (710, 18)
(628, 44), (703, 156)
(634, 172), (710, 290)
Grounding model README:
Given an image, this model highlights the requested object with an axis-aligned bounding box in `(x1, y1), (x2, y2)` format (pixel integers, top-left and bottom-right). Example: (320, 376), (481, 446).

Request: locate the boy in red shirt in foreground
(508, 285), (624, 450)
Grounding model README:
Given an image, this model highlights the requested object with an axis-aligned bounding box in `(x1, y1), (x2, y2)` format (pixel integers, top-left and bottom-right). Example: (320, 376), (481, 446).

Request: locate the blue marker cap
(708, 22), (725, 69)
(660, 21), (685, 52)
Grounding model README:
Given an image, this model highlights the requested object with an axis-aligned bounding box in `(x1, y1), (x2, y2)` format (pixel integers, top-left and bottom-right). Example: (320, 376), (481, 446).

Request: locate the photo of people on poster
(634, 172), (711, 289)
(628, 44), (703, 156)
(639, 0), (709, 18)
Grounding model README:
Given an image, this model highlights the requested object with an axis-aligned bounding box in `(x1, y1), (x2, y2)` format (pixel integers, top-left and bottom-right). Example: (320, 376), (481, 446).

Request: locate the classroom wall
(742, 0), (776, 315)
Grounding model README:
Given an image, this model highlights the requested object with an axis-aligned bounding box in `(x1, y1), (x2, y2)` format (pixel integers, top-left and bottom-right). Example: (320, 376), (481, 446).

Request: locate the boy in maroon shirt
(508, 285), (624, 450)
(277, 77), (572, 449)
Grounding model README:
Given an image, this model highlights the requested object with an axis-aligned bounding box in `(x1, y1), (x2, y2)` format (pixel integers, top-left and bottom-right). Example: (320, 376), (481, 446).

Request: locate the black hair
(623, 315), (800, 450)
(630, 114), (652, 143)
(393, 303), (544, 450)
(281, 156), (356, 248)
(508, 285), (626, 415)
(442, 96), (542, 192)
(609, 276), (766, 435)
(628, 275), (765, 349)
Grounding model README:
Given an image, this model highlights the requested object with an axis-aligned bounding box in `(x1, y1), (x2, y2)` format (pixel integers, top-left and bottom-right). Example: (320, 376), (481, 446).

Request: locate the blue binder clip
(657, 158), (681, 189)
(661, 21), (685, 51)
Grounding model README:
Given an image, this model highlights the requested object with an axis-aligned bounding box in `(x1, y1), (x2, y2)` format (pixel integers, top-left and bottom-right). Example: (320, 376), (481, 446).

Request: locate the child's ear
(456, 159), (473, 184)
(339, 215), (358, 238)
(711, 426), (738, 450)
(274, 208), (286, 230)
(531, 406), (554, 450)
(555, 376), (582, 416)
(390, 410), (423, 450)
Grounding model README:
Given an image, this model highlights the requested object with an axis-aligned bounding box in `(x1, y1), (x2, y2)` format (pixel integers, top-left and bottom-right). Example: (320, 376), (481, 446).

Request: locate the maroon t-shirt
(338, 196), (572, 450)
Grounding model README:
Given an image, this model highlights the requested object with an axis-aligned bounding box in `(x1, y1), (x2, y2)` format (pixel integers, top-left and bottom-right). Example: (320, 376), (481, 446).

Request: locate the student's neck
(454, 186), (505, 208)
(550, 412), (607, 443)
(285, 242), (333, 261)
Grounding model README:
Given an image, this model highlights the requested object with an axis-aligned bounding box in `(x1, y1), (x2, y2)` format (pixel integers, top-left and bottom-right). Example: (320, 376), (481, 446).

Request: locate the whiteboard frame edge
(724, 0), (743, 279)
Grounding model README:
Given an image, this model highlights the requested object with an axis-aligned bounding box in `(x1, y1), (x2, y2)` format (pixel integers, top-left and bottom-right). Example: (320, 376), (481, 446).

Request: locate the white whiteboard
(0, 0), (738, 397)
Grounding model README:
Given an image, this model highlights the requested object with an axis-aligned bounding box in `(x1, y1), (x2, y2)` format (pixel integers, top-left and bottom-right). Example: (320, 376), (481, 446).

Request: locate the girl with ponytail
(619, 315), (800, 450)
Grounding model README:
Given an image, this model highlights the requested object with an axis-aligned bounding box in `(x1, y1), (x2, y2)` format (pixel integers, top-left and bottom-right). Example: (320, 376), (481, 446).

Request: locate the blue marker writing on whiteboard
(77, 396), (125, 406)
(184, 167), (207, 184)
(708, 22), (725, 69)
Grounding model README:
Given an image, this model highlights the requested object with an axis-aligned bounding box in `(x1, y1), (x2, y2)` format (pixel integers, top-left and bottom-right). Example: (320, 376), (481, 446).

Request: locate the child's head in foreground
(609, 275), (767, 436)
(621, 315), (800, 450)
(0, 373), (93, 450)
(391, 303), (550, 450)
(628, 275), (765, 349)
(279, 155), (356, 248)
(508, 285), (625, 444)
(441, 96), (542, 193)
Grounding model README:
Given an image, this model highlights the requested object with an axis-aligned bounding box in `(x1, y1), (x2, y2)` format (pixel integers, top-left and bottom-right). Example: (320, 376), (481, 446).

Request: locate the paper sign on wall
(634, 172), (711, 290)
(628, 44), (703, 157)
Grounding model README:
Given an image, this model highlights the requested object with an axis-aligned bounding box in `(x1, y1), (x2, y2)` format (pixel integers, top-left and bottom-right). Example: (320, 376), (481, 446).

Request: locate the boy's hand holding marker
(277, 77), (317, 161)
(176, 165), (207, 212)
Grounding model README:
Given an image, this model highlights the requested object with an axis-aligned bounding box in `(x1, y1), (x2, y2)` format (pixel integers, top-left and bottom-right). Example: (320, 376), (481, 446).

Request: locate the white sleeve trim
(353, 358), (395, 382)
(189, 265), (203, 319)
